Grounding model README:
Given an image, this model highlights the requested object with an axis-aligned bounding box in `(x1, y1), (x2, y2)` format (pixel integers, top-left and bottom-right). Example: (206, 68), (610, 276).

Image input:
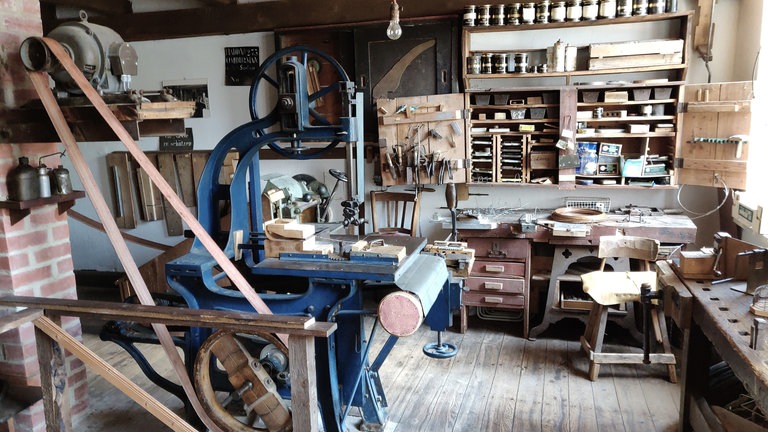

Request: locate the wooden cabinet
(463, 237), (531, 337)
(461, 11), (692, 188)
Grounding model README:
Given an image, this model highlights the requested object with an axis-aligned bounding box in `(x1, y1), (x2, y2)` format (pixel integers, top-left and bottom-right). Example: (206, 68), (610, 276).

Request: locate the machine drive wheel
(194, 330), (291, 432)
(422, 341), (459, 359)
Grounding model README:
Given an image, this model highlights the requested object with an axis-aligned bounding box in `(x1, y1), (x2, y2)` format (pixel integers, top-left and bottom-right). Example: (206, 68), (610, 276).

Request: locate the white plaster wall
(67, 1), (756, 271)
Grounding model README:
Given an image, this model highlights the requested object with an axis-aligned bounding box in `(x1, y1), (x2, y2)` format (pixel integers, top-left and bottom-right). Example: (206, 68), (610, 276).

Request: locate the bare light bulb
(387, 0), (402, 40)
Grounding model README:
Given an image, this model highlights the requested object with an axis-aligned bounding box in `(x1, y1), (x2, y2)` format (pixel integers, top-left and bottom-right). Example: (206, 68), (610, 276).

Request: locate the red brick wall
(0, 1), (87, 430)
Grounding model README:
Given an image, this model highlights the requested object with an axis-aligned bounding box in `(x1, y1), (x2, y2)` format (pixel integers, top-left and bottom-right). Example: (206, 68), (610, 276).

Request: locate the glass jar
(566, 0), (583, 21)
(633, 0), (648, 15)
(506, 3), (521, 25)
(521, 2), (536, 23)
(478, 4), (492, 25)
(551, 1), (567, 22)
(481, 53), (493, 74)
(467, 54), (482, 74)
(492, 4), (506, 25)
(616, 0), (632, 16)
(536, 0), (551, 23)
(463, 5), (477, 26)
(493, 53), (509, 73)
(599, 0), (616, 18)
(582, 0), (598, 20)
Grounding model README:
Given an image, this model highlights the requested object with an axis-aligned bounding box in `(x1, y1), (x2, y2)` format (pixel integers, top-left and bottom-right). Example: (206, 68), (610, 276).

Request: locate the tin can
(582, 0), (598, 20)
(467, 54), (482, 74)
(633, 0), (648, 15)
(616, 0), (632, 16)
(492, 4), (506, 25)
(647, 0), (663, 14)
(493, 53), (509, 73)
(514, 52), (528, 73)
(665, 0), (677, 12)
(536, 0), (550, 23)
(506, 3), (521, 24)
(593, 107), (604, 118)
(550, 1), (567, 21)
(641, 104), (653, 116)
(566, 0), (582, 21)
(463, 5), (477, 26)
(481, 53), (493, 74)
(521, 2), (536, 23)
(599, 0), (616, 18)
(478, 4), (491, 25)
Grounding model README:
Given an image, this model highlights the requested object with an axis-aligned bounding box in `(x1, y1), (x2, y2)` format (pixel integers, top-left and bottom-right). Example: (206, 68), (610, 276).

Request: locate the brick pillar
(0, 1), (88, 430)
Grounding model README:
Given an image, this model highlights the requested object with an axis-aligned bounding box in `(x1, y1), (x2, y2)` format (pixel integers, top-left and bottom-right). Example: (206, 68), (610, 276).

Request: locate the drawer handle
(484, 296), (504, 304)
(485, 264), (505, 273)
(484, 281), (504, 290)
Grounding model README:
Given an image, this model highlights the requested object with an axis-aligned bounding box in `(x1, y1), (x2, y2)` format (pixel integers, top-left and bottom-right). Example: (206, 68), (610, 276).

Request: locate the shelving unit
(462, 11), (692, 188)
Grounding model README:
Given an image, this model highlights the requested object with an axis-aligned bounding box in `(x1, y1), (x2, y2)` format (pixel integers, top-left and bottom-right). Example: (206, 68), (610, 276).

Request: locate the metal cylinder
(616, 0), (632, 16)
(647, 0), (664, 14)
(566, 0), (583, 21)
(492, 4), (506, 25)
(582, 0), (599, 20)
(536, 0), (551, 23)
(493, 53), (509, 74)
(550, 1), (567, 22)
(51, 165), (73, 195)
(521, 2), (536, 23)
(599, 0), (616, 18)
(477, 4), (491, 26)
(481, 53), (493, 74)
(506, 3), (521, 25)
(463, 5), (477, 26)
(38, 165), (51, 198)
(7, 157), (39, 201)
(633, 0), (648, 15)
(514, 52), (529, 73)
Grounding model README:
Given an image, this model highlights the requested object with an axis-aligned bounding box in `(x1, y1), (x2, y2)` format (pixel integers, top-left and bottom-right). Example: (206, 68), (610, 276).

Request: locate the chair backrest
(597, 235), (659, 270)
(369, 190), (420, 236)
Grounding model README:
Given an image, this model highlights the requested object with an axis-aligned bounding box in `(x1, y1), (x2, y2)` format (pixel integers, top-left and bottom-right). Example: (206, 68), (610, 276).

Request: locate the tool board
(376, 94), (468, 187)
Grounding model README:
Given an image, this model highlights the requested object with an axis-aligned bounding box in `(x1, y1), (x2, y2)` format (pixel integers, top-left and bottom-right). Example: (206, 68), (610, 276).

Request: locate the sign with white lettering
(159, 128), (194, 152)
(225, 46), (260, 86)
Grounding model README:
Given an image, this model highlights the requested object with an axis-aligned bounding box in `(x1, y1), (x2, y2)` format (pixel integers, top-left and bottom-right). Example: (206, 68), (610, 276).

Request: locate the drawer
(473, 259), (525, 277)
(466, 276), (525, 294)
(466, 238), (529, 260)
(463, 292), (524, 309)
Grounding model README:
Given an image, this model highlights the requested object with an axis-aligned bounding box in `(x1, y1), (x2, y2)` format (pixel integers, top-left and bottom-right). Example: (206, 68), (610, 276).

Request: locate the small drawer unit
(462, 237), (531, 337)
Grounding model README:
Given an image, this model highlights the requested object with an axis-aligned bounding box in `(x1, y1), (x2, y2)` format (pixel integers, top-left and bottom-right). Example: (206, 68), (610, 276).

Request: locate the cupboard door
(678, 82), (752, 190)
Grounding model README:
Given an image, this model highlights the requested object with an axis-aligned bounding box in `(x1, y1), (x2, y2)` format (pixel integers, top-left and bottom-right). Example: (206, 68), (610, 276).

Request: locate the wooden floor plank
(566, 339), (599, 432)
(512, 335), (546, 432)
(480, 331), (526, 431)
(610, 344), (657, 432)
(541, 338), (570, 431)
(451, 328), (504, 431)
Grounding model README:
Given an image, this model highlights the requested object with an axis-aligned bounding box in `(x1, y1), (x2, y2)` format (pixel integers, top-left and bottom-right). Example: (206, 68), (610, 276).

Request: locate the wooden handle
(483, 296), (503, 304)
(485, 264), (505, 273)
(484, 281), (503, 290)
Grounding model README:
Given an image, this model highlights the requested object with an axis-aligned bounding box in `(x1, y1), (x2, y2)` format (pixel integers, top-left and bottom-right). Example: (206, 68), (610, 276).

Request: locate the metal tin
(478, 4), (491, 25)
(550, 1), (567, 21)
(665, 0), (677, 12)
(537, 64), (548, 73)
(632, 0), (648, 15)
(647, 0), (663, 14)
(521, 2), (536, 23)
(616, 0), (632, 16)
(492, 4), (506, 25)
(593, 107), (604, 118)
(641, 104), (653, 116)
(51, 165), (73, 195)
(7, 156), (39, 201)
(37, 165), (51, 198)
(467, 54), (482, 74)
(566, 0), (582, 21)
(493, 53), (509, 73)
(506, 3), (521, 25)
(463, 5), (477, 26)
(514, 52), (528, 73)
(599, 0), (616, 18)
(481, 53), (493, 74)
(582, 0), (598, 20)
(536, 0), (550, 23)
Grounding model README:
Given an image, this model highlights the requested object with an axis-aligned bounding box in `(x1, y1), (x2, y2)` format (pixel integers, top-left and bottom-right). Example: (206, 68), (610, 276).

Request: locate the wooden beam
(56, 1), (465, 41)
(41, 0), (132, 15)
(0, 308), (42, 335)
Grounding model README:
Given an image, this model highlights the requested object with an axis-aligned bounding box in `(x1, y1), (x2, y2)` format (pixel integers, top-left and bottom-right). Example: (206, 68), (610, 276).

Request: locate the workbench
(455, 212), (696, 339)
(661, 261), (768, 431)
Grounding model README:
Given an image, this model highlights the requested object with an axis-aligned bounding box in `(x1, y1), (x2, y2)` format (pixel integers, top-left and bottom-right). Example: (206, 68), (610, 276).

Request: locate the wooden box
(674, 250), (717, 279)
(530, 151), (557, 169)
(604, 91), (629, 103)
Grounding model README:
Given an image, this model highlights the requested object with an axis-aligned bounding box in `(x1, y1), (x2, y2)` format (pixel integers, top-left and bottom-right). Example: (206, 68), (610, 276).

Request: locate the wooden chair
(369, 190), (420, 236)
(579, 235), (677, 382)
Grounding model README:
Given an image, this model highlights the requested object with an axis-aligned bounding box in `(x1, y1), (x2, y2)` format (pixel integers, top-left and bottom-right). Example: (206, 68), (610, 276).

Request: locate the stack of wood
(263, 219), (333, 258)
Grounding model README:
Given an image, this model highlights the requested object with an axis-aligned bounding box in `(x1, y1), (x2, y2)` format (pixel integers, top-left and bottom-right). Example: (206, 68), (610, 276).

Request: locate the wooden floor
(75, 316), (680, 432)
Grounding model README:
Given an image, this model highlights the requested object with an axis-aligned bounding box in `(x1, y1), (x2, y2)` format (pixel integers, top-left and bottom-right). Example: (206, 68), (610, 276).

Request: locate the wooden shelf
(0, 191), (85, 225)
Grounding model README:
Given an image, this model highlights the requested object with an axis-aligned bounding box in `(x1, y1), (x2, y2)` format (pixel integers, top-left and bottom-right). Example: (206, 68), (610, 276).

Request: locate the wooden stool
(579, 236), (677, 382)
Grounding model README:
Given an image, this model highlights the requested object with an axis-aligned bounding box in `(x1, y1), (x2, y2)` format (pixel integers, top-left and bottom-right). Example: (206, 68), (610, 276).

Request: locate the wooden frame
(0, 296), (335, 432)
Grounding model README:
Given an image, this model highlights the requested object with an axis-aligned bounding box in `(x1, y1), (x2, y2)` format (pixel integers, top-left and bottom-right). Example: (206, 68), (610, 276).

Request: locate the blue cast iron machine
(102, 46), (460, 431)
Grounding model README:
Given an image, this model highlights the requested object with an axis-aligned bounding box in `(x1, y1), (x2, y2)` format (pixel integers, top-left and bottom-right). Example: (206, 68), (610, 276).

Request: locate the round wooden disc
(378, 291), (424, 337)
(550, 207), (606, 223)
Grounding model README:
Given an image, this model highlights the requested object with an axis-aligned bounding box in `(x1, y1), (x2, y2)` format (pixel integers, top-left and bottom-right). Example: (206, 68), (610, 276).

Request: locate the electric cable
(676, 176), (730, 220)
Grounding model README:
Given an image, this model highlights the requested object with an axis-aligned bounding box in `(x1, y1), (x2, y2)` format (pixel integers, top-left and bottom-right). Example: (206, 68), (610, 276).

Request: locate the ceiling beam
(58, 0), (465, 41)
(40, 0), (132, 16)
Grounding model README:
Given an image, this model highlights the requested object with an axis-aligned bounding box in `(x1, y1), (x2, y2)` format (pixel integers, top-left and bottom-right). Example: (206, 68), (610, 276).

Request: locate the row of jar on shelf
(463, 0), (678, 27)
(468, 40), (576, 74)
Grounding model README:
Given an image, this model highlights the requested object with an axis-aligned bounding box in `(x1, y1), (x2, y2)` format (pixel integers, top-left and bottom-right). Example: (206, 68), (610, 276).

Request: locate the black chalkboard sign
(225, 46), (260, 86)
(159, 128), (194, 152)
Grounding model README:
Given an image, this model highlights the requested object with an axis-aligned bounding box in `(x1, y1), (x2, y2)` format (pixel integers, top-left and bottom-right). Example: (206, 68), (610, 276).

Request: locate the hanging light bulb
(386, 0), (402, 40)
